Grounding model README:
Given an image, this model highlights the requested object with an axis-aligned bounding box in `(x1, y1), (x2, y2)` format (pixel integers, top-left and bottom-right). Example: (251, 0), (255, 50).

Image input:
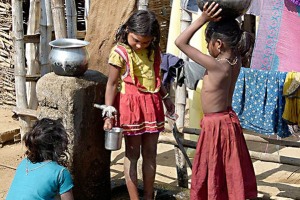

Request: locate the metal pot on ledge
(49, 38), (90, 76)
(197, 0), (252, 20)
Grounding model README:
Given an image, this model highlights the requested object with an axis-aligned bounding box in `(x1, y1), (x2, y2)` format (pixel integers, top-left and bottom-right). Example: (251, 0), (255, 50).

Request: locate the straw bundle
(148, 0), (171, 53)
(0, 1), (15, 106)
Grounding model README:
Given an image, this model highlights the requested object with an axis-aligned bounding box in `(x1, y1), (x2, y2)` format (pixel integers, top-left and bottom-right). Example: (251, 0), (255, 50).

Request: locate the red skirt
(114, 83), (165, 136)
(191, 109), (257, 200)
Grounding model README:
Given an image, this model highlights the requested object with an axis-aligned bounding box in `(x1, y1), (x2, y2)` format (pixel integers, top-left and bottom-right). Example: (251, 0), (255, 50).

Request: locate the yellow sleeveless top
(108, 44), (157, 93)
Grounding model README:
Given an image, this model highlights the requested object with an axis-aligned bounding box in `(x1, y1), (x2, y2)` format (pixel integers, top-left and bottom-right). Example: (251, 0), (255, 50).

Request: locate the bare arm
(175, 2), (222, 70)
(159, 85), (175, 114)
(104, 64), (120, 130)
(60, 189), (74, 200)
(105, 64), (120, 106)
(159, 84), (168, 98)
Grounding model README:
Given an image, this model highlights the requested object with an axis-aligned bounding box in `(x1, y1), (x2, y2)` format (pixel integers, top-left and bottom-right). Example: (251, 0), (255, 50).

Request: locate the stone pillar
(36, 70), (111, 200)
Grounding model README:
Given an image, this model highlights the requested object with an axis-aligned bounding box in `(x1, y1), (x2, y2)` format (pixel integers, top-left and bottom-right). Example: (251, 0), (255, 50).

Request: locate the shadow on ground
(111, 179), (190, 200)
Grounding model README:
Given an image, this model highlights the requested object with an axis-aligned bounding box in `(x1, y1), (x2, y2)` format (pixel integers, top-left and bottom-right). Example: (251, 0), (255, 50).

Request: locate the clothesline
(161, 53), (299, 138)
(232, 67), (295, 138)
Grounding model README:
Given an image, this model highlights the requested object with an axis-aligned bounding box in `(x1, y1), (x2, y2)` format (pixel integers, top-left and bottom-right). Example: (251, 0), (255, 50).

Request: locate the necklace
(26, 159), (52, 175)
(216, 56), (238, 66)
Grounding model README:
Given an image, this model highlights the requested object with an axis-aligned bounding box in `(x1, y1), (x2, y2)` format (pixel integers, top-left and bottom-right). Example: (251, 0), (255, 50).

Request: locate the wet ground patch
(111, 179), (190, 200)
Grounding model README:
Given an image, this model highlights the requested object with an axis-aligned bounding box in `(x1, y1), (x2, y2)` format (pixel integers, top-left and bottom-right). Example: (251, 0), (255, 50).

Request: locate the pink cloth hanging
(250, 0), (300, 72)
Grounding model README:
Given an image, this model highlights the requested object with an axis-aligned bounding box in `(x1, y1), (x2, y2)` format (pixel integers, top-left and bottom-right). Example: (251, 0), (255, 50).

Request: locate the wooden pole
(26, 0), (40, 110)
(65, 0), (77, 38)
(84, 0), (90, 30)
(159, 135), (197, 149)
(137, 0), (148, 10)
(12, 0), (31, 139)
(244, 133), (300, 148)
(181, 128), (300, 148)
(249, 151), (300, 167)
(12, 107), (39, 118)
(158, 136), (300, 166)
(40, 0), (53, 75)
(173, 5), (192, 188)
(51, 0), (67, 38)
(0, 163), (17, 170)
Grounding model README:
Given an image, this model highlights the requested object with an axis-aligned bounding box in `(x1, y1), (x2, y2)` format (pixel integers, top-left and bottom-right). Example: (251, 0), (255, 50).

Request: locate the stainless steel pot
(197, 0), (252, 19)
(49, 38), (90, 76)
(105, 127), (123, 151)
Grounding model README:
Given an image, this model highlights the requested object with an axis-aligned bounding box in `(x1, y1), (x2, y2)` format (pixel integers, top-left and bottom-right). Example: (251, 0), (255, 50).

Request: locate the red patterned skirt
(190, 109), (257, 200)
(114, 83), (165, 136)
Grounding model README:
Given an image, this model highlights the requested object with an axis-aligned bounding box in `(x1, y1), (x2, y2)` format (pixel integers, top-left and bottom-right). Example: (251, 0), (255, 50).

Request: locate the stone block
(36, 70), (111, 200)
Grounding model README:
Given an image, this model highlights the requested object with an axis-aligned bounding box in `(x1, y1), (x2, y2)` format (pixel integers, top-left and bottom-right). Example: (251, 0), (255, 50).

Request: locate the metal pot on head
(197, 0), (252, 20)
(49, 38), (90, 76)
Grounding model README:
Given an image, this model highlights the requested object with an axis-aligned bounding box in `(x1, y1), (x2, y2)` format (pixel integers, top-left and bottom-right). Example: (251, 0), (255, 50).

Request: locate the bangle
(162, 93), (169, 100)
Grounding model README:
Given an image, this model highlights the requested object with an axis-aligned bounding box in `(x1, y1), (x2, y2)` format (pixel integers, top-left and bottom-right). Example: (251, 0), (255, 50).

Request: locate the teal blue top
(6, 158), (73, 200)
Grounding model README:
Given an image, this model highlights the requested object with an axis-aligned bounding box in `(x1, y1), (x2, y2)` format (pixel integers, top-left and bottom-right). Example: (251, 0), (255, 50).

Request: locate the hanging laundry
(289, 0), (300, 6)
(246, 0), (262, 16)
(282, 72), (300, 125)
(180, 0), (199, 14)
(161, 53), (206, 90)
(250, 0), (300, 72)
(232, 68), (290, 138)
(160, 53), (183, 87)
(177, 61), (206, 90)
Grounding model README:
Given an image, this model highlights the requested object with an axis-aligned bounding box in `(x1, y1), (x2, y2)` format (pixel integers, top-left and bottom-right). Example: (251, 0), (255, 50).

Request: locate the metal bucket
(49, 38), (90, 76)
(105, 127), (123, 151)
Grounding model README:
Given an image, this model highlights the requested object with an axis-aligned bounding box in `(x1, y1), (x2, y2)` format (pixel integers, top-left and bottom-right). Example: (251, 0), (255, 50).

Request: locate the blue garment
(181, 0), (199, 13)
(232, 68), (290, 138)
(6, 158), (73, 200)
(160, 53), (206, 90)
(161, 53), (183, 86)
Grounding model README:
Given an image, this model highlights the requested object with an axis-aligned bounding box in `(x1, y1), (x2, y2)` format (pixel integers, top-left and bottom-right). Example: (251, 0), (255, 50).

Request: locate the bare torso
(201, 59), (241, 114)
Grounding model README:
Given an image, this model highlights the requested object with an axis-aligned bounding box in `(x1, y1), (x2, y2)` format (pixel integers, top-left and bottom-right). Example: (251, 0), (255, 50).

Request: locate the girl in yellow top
(103, 10), (175, 200)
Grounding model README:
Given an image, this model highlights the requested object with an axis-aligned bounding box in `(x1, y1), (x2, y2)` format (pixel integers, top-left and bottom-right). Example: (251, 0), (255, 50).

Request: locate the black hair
(23, 118), (69, 166)
(239, 31), (255, 68)
(115, 10), (161, 57)
(205, 19), (254, 65)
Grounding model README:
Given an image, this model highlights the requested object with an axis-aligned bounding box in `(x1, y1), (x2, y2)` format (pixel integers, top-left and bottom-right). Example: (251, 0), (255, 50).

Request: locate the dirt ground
(1, 107), (300, 200)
